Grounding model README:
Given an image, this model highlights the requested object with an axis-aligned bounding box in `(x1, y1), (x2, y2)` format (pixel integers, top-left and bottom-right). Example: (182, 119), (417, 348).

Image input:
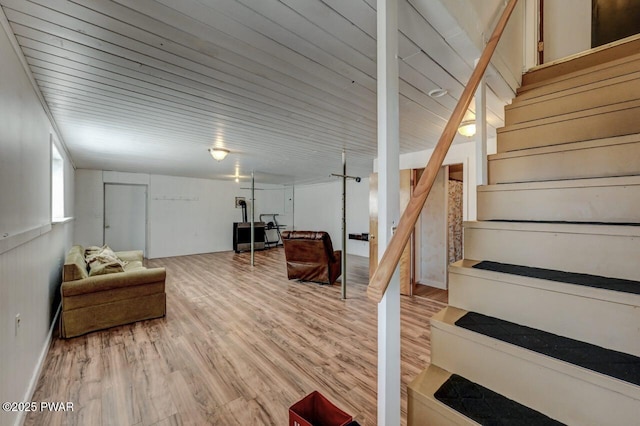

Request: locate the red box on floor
(289, 391), (353, 426)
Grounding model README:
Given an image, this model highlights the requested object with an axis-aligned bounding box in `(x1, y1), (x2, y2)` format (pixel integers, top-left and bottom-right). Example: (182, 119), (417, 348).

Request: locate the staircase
(408, 38), (640, 425)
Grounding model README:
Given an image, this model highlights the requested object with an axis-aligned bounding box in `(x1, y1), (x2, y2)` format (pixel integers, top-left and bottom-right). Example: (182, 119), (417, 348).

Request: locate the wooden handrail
(367, 0), (519, 302)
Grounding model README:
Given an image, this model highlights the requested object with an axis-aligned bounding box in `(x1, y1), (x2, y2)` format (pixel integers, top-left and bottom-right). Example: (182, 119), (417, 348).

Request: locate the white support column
(475, 74), (488, 186)
(377, 0), (401, 424)
(250, 171), (255, 266)
(341, 151), (347, 300)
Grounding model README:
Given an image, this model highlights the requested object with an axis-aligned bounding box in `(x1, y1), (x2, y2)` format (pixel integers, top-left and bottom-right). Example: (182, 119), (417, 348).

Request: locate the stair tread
(455, 312), (640, 386)
(434, 373), (564, 426)
(472, 261), (640, 296)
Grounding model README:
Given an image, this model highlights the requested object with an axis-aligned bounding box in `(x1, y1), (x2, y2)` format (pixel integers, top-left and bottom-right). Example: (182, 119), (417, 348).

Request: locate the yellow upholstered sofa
(60, 245), (166, 338)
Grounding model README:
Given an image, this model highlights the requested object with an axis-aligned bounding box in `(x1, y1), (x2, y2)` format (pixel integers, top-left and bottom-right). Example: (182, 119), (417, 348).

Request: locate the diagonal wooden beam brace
(367, 0), (519, 302)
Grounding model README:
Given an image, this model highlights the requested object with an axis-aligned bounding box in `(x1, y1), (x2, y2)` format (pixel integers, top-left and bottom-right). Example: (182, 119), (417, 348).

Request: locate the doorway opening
(413, 163), (464, 303)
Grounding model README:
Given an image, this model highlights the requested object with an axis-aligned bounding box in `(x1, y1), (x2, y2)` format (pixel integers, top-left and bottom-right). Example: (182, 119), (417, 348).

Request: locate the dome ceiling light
(428, 88), (448, 98)
(209, 148), (230, 161)
(457, 120), (476, 137)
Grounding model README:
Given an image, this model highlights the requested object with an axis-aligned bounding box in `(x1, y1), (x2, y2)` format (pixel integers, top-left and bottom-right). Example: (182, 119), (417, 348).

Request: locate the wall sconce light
(457, 120), (476, 137)
(209, 148), (229, 161)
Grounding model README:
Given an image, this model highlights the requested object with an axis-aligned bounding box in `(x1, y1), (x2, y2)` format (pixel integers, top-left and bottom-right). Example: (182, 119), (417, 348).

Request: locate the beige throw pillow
(86, 245), (126, 276)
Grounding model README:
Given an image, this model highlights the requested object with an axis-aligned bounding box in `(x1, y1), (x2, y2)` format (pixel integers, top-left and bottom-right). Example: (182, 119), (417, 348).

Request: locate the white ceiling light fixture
(457, 120), (476, 137)
(428, 88), (448, 98)
(209, 148), (230, 161)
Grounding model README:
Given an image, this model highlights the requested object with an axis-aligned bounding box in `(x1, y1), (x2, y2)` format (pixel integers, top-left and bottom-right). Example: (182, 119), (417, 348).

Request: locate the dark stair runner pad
(472, 261), (640, 295)
(434, 374), (565, 425)
(455, 312), (640, 386)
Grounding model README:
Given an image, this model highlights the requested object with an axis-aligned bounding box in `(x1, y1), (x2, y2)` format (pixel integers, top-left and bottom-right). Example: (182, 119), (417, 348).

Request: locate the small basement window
(51, 141), (64, 220)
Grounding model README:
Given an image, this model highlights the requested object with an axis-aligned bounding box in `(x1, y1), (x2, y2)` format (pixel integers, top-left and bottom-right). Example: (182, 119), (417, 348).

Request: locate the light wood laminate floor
(414, 284), (448, 304)
(26, 249), (446, 425)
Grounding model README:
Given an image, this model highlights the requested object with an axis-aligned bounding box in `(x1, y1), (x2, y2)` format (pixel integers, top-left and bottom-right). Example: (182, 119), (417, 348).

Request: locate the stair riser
(506, 74), (640, 125)
(431, 321), (640, 426)
(463, 225), (640, 281)
(497, 103), (640, 152)
(408, 367), (480, 426)
(488, 137), (640, 184)
(448, 268), (640, 356)
(522, 37), (640, 88)
(477, 180), (640, 223)
(408, 392), (476, 426)
(518, 53), (640, 100)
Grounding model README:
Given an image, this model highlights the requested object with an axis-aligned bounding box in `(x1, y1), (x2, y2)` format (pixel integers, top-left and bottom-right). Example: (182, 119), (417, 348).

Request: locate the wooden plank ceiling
(0, 0), (509, 184)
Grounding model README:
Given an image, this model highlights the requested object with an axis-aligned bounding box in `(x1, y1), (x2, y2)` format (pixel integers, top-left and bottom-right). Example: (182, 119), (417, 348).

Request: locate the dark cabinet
(233, 222), (265, 253)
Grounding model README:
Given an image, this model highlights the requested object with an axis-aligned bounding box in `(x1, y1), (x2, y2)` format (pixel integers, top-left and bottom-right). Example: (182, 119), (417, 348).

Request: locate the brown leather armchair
(281, 231), (342, 284)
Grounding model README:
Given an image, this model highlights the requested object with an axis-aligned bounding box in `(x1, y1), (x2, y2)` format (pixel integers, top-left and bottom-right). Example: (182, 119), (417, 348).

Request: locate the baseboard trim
(14, 303), (60, 426)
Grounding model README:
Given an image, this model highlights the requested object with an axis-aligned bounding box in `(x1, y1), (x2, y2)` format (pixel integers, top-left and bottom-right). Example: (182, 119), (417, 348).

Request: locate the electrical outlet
(15, 314), (21, 336)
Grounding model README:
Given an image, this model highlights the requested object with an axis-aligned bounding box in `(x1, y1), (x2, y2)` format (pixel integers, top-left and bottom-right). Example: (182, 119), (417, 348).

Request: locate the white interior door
(104, 184), (147, 255)
(417, 166), (448, 289)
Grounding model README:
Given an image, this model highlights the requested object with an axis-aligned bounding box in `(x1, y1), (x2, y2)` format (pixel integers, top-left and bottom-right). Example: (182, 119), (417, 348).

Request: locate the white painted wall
(294, 181), (340, 251)
(435, 0), (526, 95)
(74, 169), (105, 248)
(293, 178), (370, 257)
(0, 21), (75, 426)
(0, 221), (74, 426)
(148, 174), (241, 258)
(437, 0), (592, 77)
(544, 0), (591, 63)
(0, 44), (49, 238)
(74, 171), (294, 258)
(74, 170), (370, 259)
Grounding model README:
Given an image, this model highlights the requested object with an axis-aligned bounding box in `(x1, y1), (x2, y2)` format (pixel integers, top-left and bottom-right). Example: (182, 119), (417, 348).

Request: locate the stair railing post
(377, 0), (401, 424)
(341, 151), (347, 300)
(475, 65), (488, 186)
(250, 171), (255, 267)
(368, 0), (519, 303)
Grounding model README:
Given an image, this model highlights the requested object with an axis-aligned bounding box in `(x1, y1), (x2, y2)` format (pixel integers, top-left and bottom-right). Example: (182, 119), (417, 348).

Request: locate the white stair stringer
(408, 365), (480, 426)
(448, 260), (640, 356)
(430, 307), (640, 426)
(463, 221), (640, 281)
(488, 134), (640, 184)
(477, 175), (640, 223)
